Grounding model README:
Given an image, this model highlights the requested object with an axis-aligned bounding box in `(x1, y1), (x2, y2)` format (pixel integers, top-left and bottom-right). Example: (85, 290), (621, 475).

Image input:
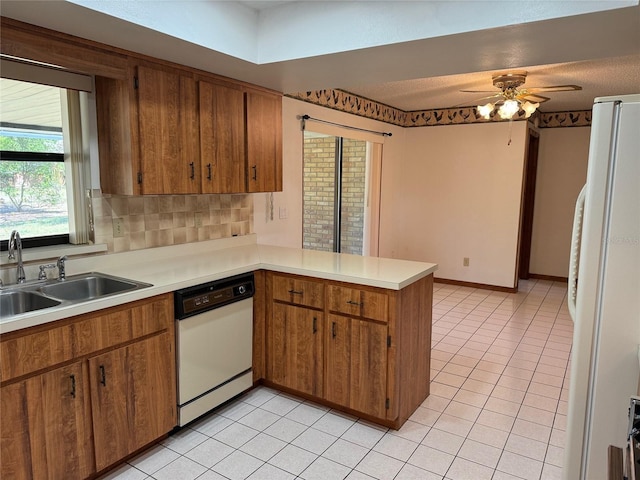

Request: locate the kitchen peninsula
(0, 235), (437, 479)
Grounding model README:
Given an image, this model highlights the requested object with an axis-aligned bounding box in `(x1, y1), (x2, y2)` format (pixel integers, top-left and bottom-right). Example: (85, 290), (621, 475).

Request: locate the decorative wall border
(538, 110), (592, 128)
(286, 89), (592, 128)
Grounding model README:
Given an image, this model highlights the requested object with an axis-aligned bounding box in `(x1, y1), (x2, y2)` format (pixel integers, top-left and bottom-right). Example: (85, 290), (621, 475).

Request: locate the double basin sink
(0, 272), (152, 319)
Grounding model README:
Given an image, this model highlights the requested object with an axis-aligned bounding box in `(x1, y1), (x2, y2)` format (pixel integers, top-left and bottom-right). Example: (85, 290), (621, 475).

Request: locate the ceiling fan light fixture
(498, 99), (519, 120)
(522, 101), (540, 118)
(477, 102), (494, 119)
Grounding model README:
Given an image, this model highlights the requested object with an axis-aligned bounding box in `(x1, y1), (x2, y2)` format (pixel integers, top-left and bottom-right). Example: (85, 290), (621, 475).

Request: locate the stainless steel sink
(39, 273), (148, 301)
(0, 290), (61, 317)
(0, 272), (152, 319)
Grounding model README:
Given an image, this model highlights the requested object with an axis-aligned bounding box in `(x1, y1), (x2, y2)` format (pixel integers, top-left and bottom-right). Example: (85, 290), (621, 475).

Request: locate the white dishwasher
(174, 272), (254, 426)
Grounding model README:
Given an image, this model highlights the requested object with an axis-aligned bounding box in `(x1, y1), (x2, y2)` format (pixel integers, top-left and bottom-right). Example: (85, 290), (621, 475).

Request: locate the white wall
(256, 97), (530, 289)
(530, 127), (590, 278)
(380, 122), (528, 288)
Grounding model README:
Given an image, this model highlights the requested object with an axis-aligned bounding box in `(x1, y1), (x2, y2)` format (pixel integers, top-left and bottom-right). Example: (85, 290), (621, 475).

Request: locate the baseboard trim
(527, 273), (569, 283)
(434, 277), (517, 293)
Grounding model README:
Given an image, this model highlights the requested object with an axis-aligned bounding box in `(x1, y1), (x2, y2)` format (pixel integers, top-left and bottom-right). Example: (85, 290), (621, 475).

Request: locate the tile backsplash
(91, 190), (252, 253)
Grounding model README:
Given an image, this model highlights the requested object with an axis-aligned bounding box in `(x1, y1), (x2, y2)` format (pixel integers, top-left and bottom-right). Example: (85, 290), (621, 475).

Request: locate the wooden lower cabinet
(268, 303), (323, 397)
(325, 315), (387, 418)
(0, 294), (176, 480)
(0, 362), (94, 480)
(263, 271), (433, 429)
(89, 332), (175, 471)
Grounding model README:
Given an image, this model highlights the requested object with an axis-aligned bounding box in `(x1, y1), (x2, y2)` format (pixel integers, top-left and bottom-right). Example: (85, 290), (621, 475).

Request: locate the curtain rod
(300, 114), (392, 137)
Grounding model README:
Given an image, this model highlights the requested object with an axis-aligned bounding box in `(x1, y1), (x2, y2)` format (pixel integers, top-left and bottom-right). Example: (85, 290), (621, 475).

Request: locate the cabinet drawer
(328, 285), (388, 322)
(272, 274), (324, 309)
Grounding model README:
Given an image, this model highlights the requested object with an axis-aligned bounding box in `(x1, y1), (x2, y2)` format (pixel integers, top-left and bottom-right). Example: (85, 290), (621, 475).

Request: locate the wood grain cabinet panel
(89, 332), (176, 471)
(267, 303), (323, 397)
(349, 318), (388, 419)
(0, 294), (176, 479)
(262, 272), (433, 429)
(328, 285), (388, 322)
(325, 315), (388, 419)
(246, 90), (283, 193)
(272, 274), (324, 309)
(136, 64), (199, 194)
(199, 80), (246, 193)
(324, 314), (351, 407)
(0, 362), (94, 480)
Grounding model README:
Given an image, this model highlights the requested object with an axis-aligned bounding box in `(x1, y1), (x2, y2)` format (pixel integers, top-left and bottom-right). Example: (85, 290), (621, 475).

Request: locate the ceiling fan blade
(517, 93), (551, 103)
(453, 93), (503, 108)
(524, 85), (582, 93)
(460, 89), (499, 94)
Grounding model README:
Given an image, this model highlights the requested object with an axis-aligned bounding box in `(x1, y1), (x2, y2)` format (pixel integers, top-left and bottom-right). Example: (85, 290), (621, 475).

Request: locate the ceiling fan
(461, 71), (582, 120)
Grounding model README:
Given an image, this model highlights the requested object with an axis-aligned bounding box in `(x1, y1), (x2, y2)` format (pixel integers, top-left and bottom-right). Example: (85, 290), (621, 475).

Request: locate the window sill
(0, 243), (108, 266)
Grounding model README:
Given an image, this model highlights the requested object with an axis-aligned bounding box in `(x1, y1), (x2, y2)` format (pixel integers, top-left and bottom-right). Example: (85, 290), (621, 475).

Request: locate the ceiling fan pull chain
(507, 119), (513, 146)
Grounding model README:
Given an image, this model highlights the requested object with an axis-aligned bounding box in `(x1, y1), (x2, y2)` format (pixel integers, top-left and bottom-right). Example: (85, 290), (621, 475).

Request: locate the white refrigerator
(565, 94), (640, 480)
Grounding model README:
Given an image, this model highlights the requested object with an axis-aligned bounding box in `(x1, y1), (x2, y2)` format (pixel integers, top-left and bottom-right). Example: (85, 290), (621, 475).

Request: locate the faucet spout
(57, 255), (68, 281)
(8, 230), (26, 284)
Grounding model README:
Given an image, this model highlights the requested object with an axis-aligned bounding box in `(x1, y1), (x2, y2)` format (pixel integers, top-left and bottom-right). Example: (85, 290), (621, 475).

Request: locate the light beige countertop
(0, 235), (437, 334)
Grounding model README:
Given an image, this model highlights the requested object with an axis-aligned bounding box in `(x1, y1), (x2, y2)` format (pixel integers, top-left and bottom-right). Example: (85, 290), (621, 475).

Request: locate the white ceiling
(1, 1), (639, 114)
(343, 54), (640, 113)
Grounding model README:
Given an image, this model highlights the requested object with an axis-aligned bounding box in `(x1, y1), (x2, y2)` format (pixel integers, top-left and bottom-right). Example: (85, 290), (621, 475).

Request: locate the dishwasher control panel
(174, 272), (255, 319)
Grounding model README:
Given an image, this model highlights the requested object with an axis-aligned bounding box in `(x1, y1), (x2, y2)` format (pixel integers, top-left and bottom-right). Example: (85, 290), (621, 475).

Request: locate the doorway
(518, 128), (540, 280)
(302, 131), (381, 256)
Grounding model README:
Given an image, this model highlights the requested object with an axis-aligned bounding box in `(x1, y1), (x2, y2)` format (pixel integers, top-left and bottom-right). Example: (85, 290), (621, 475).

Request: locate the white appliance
(565, 94), (640, 480)
(175, 273), (254, 427)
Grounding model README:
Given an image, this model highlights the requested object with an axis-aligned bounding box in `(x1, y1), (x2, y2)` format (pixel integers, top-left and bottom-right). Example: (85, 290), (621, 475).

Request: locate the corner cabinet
(262, 271), (433, 429)
(0, 294), (176, 479)
(246, 90), (283, 193)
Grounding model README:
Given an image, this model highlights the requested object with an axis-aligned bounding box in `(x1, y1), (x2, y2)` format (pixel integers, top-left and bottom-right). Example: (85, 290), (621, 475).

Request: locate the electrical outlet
(463, 257), (470, 267)
(194, 211), (203, 228)
(279, 207), (288, 219)
(112, 217), (125, 237)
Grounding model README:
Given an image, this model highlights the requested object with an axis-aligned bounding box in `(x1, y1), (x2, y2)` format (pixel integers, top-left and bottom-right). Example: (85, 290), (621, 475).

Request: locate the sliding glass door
(302, 131), (381, 255)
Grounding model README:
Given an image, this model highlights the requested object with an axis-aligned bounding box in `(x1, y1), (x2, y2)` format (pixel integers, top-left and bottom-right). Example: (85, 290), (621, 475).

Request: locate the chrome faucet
(8, 230), (26, 284)
(57, 255), (67, 281)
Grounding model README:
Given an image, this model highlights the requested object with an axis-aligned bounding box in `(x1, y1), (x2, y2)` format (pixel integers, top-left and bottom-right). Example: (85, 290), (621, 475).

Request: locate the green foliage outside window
(0, 134), (69, 238)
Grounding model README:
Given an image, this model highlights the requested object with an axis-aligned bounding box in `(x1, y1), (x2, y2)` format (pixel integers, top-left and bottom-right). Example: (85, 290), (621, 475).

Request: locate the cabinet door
(89, 332), (176, 471)
(137, 64), (199, 194)
(199, 81), (246, 193)
(325, 314), (351, 407)
(0, 362), (94, 480)
(350, 319), (388, 419)
(268, 303), (322, 396)
(246, 91), (282, 192)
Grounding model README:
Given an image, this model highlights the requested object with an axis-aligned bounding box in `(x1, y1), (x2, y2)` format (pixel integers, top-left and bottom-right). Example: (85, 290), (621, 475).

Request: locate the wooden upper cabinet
(246, 90), (283, 193)
(199, 80), (246, 193)
(136, 64), (199, 194)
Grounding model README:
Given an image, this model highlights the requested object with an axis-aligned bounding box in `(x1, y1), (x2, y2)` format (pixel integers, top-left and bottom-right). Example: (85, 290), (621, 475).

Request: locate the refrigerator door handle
(568, 184), (587, 323)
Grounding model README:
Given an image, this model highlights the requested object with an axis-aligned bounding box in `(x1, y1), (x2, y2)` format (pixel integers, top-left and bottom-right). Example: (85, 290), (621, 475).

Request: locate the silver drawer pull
(346, 300), (363, 306)
(288, 289), (303, 295)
